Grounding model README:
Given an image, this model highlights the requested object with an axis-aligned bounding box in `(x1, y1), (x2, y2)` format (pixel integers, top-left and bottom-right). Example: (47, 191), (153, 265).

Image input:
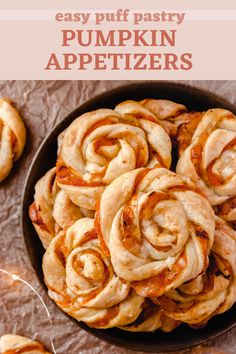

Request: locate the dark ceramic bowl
(21, 82), (236, 352)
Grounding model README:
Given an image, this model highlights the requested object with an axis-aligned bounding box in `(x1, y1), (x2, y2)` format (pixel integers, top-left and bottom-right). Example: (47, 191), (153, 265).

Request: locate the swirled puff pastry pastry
(177, 109), (236, 206)
(156, 217), (236, 327)
(0, 334), (51, 354)
(29, 167), (93, 248)
(96, 167), (215, 297)
(0, 98), (26, 182)
(56, 101), (172, 210)
(43, 218), (145, 329)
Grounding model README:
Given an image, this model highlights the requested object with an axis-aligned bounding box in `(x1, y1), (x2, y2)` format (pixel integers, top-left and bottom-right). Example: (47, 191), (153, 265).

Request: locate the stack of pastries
(29, 99), (236, 332)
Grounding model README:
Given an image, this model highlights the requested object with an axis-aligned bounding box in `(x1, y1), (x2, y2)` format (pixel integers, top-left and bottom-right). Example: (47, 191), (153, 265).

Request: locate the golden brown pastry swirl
(177, 108), (236, 206)
(0, 98), (26, 182)
(96, 167), (215, 298)
(0, 334), (50, 354)
(56, 101), (172, 210)
(43, 218), (145, 329)
(29, 168), (92, 248)
(156, 217), (236, 327)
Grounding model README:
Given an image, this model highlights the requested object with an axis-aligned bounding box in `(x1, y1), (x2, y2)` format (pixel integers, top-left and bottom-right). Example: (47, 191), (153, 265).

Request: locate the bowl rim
(20, 80), (236, 353)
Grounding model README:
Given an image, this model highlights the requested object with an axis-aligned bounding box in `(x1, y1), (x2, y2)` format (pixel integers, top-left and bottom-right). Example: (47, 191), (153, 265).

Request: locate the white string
(0, 268), (56, 354)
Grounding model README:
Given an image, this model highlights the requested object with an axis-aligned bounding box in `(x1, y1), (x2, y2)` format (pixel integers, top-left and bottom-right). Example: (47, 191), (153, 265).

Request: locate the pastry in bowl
(56, 101), (173, 210)
(43, 217), (180, 332)
(156, 217), (236, 327)
(0, 98), (26, 182)
(96, 167), (215, 297)
(29, 168), (93, 248)
(43, 218), (144, 329)
(177, 109), (236, 207)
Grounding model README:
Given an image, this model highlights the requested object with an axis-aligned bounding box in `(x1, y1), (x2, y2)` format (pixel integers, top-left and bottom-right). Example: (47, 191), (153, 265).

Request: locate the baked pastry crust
(0, 334), (50, 354)
(96, 167), (215, 297)
(177, 108), (236, 206)
(29, 168), (93, 248)
(140, 99), (187, 140)
(0, 98), (26, 182)
(120, 299), (180, 332)
(217, 196), (236, 229)
(56, 101), (172, 210)
(156, 217), (236, 327)
(43, 218), (145, 329)
(176, 111), (203, 155)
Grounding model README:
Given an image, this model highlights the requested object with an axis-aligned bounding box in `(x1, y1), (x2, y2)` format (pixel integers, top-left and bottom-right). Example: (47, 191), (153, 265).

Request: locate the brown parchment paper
(0, 80), (236, 354)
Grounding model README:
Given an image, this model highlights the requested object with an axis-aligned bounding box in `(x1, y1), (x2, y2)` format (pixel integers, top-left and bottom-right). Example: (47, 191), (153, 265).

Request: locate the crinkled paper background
(0, 80), (236, 354)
